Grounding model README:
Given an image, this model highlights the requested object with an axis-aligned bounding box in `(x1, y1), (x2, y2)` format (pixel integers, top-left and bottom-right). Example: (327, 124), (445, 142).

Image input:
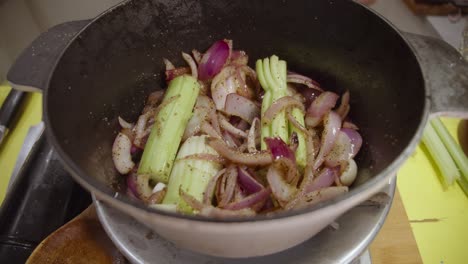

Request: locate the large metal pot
(7, 0), (468, 258)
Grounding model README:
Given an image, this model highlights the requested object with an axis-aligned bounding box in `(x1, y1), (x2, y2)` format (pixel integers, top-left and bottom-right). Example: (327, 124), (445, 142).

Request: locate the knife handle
(0, 90), (25, 129)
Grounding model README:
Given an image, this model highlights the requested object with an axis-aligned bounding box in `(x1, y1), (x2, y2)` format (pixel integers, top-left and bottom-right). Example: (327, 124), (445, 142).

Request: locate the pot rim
(43, 0), (429, 223)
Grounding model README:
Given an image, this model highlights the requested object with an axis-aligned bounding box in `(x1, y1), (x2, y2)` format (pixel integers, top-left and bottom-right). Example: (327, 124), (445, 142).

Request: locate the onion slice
(224, 93), (260, 124)
(163, 58), (175, 70)
(219, 115), (248, 138)
(238, 166), (264, 194)
(336, 91), (350, 120)
(313, 111), (342, 170)
(341, 128), (363, 158)
(305, 91), (339, 128)
(305, 167), (338, 193)
(118, 116), (133, 129)
(287, 73), (322, 91)
(223, 188), (271, 211)
(112, 132), (135, 174)
(207, 137), (273, 166)
(267, 159), (298, 206)
(182, 52), (198, 79)
(247, 118), (260, 153)
(165, 67), (190, 82)
(343, 120), (359, 130)
(263, 96), (304, 124)
(198, 40), (230, 80)
(217, 165), (238, 207)
(324, 131), (353, 167)
(203, 169), (226, 204)
(180, 190), (256, 217)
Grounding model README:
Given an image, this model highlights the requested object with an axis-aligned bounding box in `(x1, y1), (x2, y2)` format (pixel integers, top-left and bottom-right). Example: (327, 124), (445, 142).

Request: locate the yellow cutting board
(0, 83), (466, 263)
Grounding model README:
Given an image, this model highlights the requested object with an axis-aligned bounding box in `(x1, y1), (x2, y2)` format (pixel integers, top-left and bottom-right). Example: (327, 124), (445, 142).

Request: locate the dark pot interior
(45, 0), (425, 215)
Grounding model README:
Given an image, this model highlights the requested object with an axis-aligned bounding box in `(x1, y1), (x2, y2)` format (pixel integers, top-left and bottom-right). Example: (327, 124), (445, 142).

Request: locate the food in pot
(112, 40), (363, 217)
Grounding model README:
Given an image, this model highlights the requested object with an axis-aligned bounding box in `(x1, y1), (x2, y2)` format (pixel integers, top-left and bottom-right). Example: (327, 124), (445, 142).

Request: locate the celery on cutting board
(431, 118), (468, 180)
(256, 55), (306, 169)
(421, 118), (461, 187)
(138, 75), (200, 183)
(162, 135), (223, 213)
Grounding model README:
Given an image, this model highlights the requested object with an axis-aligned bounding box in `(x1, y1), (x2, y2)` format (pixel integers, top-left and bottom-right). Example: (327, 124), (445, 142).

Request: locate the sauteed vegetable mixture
(112, 40), (362, 217)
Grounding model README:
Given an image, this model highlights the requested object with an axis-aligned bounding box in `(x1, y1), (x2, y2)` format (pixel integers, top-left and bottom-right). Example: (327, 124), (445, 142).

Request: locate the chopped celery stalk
(431, 118), (468, 181)
(256, 55), (306, 169)
(138, 75), (200, 183)
(422, 120), (460, 186)
(457, 177), (468, 197)
(162, 135), (222, 213)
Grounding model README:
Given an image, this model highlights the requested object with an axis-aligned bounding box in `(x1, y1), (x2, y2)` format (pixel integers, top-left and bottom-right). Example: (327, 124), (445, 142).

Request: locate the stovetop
(0, 135), (91, 263)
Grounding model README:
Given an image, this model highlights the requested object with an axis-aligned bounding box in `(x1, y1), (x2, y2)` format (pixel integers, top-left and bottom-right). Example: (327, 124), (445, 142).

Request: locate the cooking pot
(7, 0), (468, 258)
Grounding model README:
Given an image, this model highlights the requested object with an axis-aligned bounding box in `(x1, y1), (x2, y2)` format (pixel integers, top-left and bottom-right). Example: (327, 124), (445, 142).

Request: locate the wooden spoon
(26, 205), (127, 264)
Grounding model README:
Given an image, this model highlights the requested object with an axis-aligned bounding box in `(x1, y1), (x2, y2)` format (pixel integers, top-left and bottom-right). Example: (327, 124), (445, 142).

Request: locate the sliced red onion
(247, 117), (260, 153)
(211, 66), (237, 110)
(233, 184), (246, 202)
(200, 122), (222, 139)
(235, 68), (254, 99)
(224, 93), (260, 124)
(210, 109), (222, 136)
(296, 85), (322, 108)
(286, 109), (308, 135)
(305, 167), (339, 193)
(183, 95), (214, 140)
(305, 91), (339, 128)
(287, 73), (322, 91)
(230, 50), (248, 65)
(198, 40), (230, 80)
(324, 131), (353, 167)
(263, 96), (304, 124)
(238, 166), (264, 194)
(127, 172), (140, 198)
(340, 159), (357, 186)
(165, 67), (190, 82)
(219, 115), (248, 138)
(192, 49), (202, 64)
(203, 169), (226, 205)
(343, 120), (359, 130)
(118, 116), (134, 129)
(182, 52), (198, 79)
(234, 118), (250, 131)
(132, 110), (153, 148)
(217, 165), (238, 207)
(207, 137), (273, 166)
(143, 90), (165, 111)
(313, 111), (342, 170)
(336, 91), (350, 120)
(341, 128), (363, 158)
(267, 159), (298, 206)
(264, 137), (296, 163)
(163, 58), (175, 70)
(135, 173), (153, 201)
(223, 188), (271, 211)
(112, 132), (135, 174)
(147, 189), (166, 204)
(222, 131), (241, 147)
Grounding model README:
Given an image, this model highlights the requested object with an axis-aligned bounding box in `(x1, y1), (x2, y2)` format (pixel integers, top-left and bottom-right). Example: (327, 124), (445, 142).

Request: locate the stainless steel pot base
(94, 177), (395, 264)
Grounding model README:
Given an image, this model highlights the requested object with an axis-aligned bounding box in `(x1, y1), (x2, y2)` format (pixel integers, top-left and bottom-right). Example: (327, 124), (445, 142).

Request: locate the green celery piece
(162, 135), (222, 213)
(422, 120), (460, 186)
(431, 118), (468, 180)
(138, 75), (200, 183)
(263, 56), (288, 142)
(457, 177), (468, 197)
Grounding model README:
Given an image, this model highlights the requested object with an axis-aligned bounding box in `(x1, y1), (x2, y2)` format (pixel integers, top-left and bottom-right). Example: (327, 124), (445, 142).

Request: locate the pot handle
(403, 33), (468, 119)
(6, 20), (90, 93)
